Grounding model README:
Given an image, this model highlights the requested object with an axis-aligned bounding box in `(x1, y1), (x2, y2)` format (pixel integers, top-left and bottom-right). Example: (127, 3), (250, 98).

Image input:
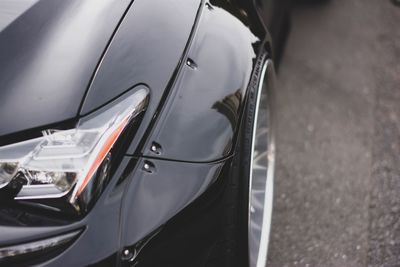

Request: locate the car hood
(0, 0), (132, 138)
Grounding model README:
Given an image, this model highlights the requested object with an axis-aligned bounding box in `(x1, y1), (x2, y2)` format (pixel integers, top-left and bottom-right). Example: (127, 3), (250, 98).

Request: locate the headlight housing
(0, 88), (149, 212)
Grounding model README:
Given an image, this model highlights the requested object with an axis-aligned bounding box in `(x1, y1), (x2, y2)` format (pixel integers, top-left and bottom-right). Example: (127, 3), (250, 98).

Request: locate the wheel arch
(133, 0), (272, 163)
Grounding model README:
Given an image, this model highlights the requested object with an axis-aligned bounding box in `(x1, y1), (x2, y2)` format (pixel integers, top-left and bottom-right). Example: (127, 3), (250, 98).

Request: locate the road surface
(267, 1), (400, 266)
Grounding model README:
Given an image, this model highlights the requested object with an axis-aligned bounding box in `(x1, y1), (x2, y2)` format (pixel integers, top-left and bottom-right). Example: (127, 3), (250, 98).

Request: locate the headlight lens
(0, 88), (148, 203)
(0, 162), (19, 189)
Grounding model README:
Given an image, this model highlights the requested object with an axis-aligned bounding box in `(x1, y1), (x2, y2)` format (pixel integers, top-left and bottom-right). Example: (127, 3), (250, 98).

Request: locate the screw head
(123, 249), (130, 256)
(250, 205), (255, 213)
(144, 163), (150, 170)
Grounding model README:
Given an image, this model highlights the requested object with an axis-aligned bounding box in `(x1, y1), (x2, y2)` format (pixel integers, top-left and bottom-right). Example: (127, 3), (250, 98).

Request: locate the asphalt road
(266, 1), (400, 266)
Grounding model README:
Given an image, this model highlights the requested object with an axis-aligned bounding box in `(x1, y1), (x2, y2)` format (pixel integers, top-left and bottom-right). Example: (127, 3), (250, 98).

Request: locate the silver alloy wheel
(248, 60), (276, 267)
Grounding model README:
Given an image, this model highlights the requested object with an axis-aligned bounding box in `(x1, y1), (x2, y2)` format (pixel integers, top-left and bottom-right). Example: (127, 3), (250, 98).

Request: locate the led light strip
(0, 230), (81, 261)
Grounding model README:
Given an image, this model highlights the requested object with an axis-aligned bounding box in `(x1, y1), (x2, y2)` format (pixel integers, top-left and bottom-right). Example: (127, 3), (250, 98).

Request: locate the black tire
(205, 51), (276, 267)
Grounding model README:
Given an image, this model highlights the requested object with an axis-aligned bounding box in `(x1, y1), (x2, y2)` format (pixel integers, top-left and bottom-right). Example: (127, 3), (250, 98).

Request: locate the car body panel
(0, 0), (132, 138)
(80, 0), (200, 116)
(0, 0), (39, 32)
(136, 3), (260, 162)
(120, 157), (225, 247)
(80, 0), (201, 164)
(0, 0), (277, 266)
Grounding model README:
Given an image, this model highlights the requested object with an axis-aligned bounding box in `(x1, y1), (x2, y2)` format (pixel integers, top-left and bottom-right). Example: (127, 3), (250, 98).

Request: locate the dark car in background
(0, 0), (293, 266)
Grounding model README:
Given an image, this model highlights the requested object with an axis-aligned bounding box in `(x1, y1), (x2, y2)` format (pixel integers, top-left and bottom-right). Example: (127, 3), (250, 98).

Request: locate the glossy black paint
(0, 0), (280, 265)
(120, 158), (225, 247)
(0, 156), (131, 266)
(123, 157), (241, 267)
(0, 0), (131, 138)
(138, 2), (259, 162)
(81, 0), (201, 161)
(0, 156), (230, 266)
(80, 0), (200, 115)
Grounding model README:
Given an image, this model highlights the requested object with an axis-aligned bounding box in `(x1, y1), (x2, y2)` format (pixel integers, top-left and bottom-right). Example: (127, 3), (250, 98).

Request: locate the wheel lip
(248, 59), (276, 267)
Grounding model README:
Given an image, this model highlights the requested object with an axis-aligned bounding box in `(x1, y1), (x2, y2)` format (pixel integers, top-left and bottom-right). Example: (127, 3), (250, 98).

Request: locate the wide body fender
(130, 0), (270, 162)
(119, 0), (272, 257)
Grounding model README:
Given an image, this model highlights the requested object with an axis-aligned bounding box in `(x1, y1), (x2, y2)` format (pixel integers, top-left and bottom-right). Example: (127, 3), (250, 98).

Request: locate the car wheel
(208, 56), (277, 267)
(244, 58), (277, 267)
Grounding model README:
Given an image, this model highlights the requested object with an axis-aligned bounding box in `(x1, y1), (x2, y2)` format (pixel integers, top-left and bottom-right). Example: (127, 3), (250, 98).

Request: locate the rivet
(186, 58), (197, 69)
(123, 249), (130, 256)
(250, 205), (255, 213)
(143, 161), (155, 173)
(150, 142), (162, 155)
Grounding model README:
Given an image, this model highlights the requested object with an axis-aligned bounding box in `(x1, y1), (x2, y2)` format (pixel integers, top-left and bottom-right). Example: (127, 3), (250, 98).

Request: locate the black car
(0, 0), (290, 266)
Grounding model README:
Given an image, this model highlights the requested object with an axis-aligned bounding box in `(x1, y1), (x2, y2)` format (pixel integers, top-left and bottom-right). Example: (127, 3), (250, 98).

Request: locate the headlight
(0, 88), (148, 208)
